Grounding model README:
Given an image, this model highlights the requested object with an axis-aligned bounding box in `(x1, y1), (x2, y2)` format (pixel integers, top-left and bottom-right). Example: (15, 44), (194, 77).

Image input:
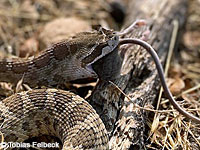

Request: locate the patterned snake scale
(0, 89), (108, 149)
(0, 29), (119, 150)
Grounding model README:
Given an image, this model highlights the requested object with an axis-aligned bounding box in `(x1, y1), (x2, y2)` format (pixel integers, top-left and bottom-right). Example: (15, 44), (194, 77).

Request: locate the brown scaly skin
(0, 89), (108, 150)
(0, 29), (119, 87)
(0, 28), (118, 150)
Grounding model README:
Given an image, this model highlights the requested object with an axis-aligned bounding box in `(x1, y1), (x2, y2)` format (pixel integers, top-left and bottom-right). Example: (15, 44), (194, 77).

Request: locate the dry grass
(0, 0), (200, 150)
(148, 0), (200, 149)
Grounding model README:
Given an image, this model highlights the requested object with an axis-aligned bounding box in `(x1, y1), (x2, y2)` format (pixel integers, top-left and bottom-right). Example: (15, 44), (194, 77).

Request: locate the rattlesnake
(0, 28), (117, 150)
(1, 21), (200, 150)
(0, 89), (108, 150)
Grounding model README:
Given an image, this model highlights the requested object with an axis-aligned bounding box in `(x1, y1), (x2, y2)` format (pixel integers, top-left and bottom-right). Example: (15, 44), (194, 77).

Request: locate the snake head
(70, 27), (119, 78)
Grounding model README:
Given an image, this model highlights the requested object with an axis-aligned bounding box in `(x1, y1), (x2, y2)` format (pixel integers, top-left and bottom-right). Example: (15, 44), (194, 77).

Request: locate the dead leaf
(19, 37), (39, 57)
(20, 0), (39, 19)
(183, 31), (200, 49)
(168, 77), (185, 95)
(0, 82), (13, 97)
(15, 76), (24, 93)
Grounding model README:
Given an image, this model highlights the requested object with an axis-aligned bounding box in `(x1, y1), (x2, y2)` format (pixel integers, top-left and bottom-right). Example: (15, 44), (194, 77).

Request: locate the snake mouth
(82, 35), (119, 67)
(91, 46), (122, 81)
(86, 64), (96, 74)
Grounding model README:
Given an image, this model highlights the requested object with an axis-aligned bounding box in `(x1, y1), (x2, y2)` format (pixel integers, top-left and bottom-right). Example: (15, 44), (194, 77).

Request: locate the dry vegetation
(0, 0), (200, 149)
(147, 0), (200, 149)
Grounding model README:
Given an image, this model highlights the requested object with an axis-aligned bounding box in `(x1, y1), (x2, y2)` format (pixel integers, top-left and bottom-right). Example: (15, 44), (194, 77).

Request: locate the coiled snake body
(0, 29), (118, 149)
(0, 89), (108, 149)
